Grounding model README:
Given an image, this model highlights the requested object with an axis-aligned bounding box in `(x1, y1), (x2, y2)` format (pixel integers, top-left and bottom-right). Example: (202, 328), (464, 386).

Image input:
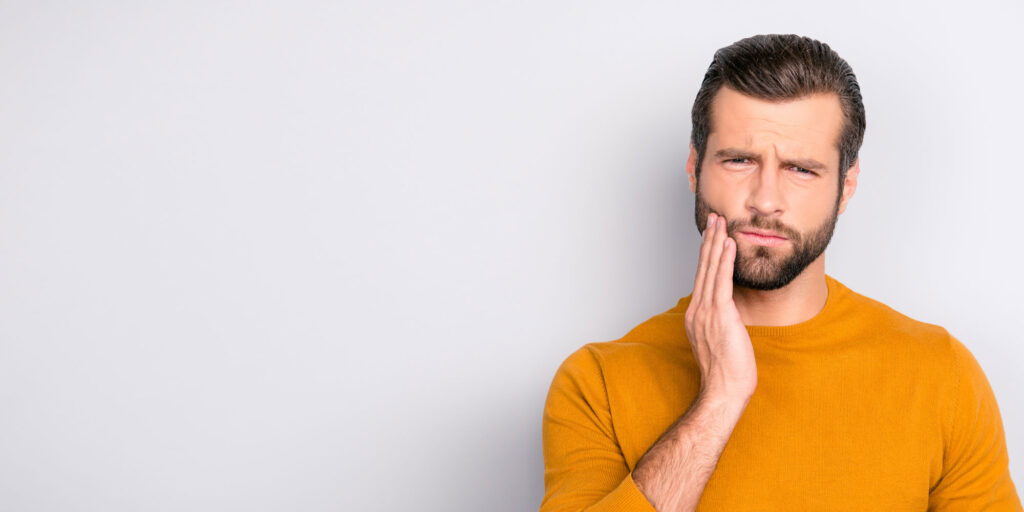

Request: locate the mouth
(738, 231), (788, 247)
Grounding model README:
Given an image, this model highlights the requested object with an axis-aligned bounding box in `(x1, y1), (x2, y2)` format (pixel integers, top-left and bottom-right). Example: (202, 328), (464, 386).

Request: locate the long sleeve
(928, 335), (1023, 511)
(540, 345), (658, 512)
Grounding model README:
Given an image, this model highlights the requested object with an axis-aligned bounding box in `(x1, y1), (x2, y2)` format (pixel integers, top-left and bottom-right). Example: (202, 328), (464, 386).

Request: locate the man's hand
(685, 212), (757, 398)
(631, 212), (757, 511)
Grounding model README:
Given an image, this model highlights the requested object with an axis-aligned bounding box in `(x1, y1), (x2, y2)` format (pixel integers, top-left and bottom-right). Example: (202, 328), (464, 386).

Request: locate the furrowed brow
(786, 157), (828, 172)
(713, 148), (759, 161)
(713, 148), (828, 172)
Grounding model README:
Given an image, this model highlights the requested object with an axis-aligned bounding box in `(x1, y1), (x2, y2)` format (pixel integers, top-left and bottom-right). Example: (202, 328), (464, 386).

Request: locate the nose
(745, 163), (786, 218)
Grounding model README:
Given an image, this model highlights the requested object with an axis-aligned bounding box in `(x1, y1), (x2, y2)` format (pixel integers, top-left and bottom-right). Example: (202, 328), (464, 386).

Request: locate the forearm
(631, 390), (752, 512)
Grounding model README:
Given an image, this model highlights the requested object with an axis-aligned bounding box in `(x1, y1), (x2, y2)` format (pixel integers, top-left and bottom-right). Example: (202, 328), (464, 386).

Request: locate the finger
(714, 233), (735, 306)
(692, 213), (715, 303)
(700, 215), (727, 305)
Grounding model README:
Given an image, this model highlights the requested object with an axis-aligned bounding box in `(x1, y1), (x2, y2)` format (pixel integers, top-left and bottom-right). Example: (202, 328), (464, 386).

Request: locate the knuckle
(694, 308), (706, 322)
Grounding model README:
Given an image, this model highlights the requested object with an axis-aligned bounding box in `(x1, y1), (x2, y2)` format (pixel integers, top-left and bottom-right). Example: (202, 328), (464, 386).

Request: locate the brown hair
(690, 34), (866, 190)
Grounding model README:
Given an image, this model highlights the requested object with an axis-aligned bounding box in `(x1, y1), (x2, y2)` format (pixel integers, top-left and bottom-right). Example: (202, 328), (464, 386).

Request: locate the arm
(631, 389), (752, 512)
(632, 212), (756, 512)
(927, 334), (1023, 511)
(539, 346), (659, 512)
(540, 212), (756, 512)
(539, 346), (752, 512)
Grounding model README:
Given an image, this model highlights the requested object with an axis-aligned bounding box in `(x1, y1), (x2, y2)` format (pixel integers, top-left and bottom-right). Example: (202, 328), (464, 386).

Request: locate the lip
(738, 231), (788, 247)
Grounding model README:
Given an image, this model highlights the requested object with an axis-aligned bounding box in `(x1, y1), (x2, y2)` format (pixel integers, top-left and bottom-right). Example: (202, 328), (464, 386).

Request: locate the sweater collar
(674, 273), (849, 340)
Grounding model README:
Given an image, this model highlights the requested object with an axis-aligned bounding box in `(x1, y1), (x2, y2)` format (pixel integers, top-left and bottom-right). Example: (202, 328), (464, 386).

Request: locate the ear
(837, 157), (860, 215)
(686, 143), (698, 194)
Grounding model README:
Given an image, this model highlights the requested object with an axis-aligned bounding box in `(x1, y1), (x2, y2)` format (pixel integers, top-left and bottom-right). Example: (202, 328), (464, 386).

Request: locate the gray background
(1, 1), (1021, 511)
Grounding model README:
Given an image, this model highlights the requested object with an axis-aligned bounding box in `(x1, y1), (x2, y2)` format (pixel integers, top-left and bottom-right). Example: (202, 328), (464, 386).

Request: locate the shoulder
(552, 339), (655, 380)
(550, 335), (681, 396)
(555, 299), (688, 369)
(834, 277), (953, 353)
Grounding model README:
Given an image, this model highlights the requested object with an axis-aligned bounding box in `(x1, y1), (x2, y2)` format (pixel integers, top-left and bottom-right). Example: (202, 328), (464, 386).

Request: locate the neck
(732, 257), (828, 327)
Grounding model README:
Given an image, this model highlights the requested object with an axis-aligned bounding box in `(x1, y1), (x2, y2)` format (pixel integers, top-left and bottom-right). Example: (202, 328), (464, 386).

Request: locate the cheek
(698, 180), (746, 216)
(698, 174), (728, 198)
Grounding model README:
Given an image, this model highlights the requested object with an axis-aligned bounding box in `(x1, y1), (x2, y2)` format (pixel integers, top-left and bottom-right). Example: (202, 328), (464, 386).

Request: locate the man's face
(687, 86), (859, 291)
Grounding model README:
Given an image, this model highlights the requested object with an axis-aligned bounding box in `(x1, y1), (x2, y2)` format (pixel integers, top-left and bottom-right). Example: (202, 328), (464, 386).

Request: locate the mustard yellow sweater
(541, 274), (1022, 511)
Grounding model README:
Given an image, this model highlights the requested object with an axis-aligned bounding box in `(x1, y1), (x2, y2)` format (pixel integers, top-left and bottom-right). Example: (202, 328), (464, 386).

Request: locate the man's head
(686, 34), (866, 291)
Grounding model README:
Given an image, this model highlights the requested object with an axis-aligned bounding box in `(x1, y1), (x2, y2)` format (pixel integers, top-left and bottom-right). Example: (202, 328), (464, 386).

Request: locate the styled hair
(690, 34), (866, 189)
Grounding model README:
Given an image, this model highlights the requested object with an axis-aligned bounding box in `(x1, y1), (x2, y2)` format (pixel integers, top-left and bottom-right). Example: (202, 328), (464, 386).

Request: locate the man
(539, 34), (1022, 511)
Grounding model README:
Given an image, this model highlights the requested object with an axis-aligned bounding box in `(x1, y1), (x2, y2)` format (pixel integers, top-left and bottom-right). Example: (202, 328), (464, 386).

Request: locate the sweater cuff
(589, 472), (659, 512)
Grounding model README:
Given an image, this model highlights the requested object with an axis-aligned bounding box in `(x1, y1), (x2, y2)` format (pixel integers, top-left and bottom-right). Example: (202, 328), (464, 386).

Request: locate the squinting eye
(725, 159), (816, 175)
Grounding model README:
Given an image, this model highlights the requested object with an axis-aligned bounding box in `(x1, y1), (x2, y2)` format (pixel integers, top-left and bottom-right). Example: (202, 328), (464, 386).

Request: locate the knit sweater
(540, 274), (1022, 511)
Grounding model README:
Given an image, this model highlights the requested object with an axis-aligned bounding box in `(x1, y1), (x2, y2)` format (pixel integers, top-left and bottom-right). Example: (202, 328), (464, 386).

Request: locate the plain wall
(0, 1), (1021, 510)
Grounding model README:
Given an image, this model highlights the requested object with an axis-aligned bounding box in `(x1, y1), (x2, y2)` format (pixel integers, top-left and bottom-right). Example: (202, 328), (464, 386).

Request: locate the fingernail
(707, 215), (714, 229)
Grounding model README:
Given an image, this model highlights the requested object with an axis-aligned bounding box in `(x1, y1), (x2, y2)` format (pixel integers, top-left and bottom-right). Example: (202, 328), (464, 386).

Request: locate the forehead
(708, 86), (844, 167)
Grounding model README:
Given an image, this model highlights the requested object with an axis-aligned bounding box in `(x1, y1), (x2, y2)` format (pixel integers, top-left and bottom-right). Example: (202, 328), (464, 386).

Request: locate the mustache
(725, 218), (796, 240)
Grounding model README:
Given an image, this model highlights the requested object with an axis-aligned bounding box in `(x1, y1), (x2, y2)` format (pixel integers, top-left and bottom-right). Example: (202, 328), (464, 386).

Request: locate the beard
(694, 180), (842, 291)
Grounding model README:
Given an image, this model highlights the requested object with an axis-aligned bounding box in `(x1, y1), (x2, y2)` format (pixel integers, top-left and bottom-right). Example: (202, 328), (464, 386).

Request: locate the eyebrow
(712, 148), (828, 172)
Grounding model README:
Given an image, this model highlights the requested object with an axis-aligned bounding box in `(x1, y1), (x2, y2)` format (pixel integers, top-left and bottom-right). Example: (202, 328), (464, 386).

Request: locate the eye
(723, 159), (816, 176)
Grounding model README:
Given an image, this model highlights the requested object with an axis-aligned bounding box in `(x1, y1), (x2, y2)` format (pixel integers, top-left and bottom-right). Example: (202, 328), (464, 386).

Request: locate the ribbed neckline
(676, 273), (847, 339)
(743, 273), (843, 338)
